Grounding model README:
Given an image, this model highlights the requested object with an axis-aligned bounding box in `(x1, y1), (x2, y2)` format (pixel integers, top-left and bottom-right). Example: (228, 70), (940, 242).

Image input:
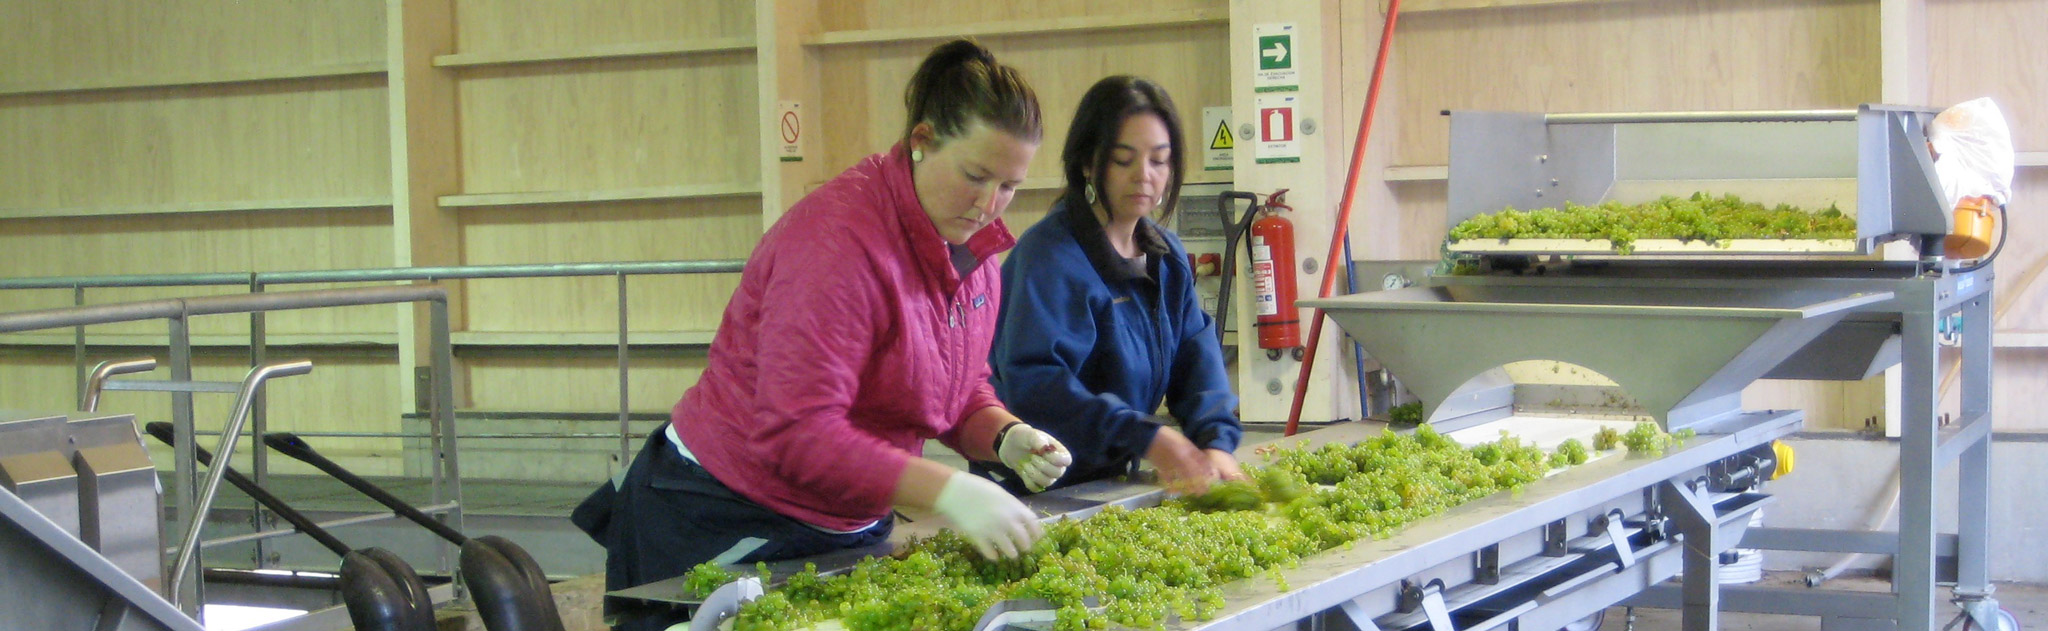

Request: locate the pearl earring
(910, 149), (924, 163)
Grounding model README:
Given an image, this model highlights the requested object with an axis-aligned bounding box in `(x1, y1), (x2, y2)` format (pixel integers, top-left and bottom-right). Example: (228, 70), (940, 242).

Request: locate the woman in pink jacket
(571, 40), (1072, 630)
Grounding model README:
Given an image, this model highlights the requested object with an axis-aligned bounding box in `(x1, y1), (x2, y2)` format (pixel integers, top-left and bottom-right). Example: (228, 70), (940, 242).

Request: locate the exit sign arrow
(1263, 41), (1288, 64)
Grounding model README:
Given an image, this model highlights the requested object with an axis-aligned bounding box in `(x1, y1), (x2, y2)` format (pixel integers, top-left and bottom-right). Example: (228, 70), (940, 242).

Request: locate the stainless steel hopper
(1301, 283), (1892, 432)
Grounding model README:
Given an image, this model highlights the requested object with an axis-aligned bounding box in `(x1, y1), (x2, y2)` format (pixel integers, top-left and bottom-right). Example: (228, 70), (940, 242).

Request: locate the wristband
(991, 421), (1023, 458)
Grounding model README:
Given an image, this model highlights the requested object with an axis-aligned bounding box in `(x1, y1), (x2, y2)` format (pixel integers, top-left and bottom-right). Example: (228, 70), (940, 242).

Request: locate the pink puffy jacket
(670, 143), (1014, 531)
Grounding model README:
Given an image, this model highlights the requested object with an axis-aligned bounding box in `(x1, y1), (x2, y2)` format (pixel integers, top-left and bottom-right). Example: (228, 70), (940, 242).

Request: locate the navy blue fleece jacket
(986, 199), (1242, 493)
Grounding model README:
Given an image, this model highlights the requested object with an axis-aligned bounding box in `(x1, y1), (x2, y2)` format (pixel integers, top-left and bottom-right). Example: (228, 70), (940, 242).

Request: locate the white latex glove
(932, 470), (1043, 560)
(997, 423), (1073, 492)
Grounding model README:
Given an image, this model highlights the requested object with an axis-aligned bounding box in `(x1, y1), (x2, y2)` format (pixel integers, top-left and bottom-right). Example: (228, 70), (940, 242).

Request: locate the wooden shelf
(808, 8), (1228, 48)
(1386, 0), (1640, 14)
(2018, 152), (2047, 168)
(0, 197), (393, 220)
(439, 183), (762, 209)
(433, 37), (756, 69)
(0, 332), (398, 348)
(1996, 331), (2048, 349)
(1020, 177), (1066, 192)
(0, 61), (386, 97)
(1384, 165), (1450, 182)
(452, 331), (717, 347)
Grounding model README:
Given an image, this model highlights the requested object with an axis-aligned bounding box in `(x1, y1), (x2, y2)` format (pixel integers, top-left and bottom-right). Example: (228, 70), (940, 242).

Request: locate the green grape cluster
(1549, 438), (1591, 469)
(715, 426), (1583, 631)
(1388, 402), (1425, 426)
(1447, 193), (1856, 254)
(1619, 421), (1696, 457)
(1592, 426), (1623, 451)
(680, 561), (738, 598)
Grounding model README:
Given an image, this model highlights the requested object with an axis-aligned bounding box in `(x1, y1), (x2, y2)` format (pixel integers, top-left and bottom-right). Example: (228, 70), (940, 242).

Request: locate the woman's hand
(1146, 426), (1217, 495)
(1205, 448), (1246, 482)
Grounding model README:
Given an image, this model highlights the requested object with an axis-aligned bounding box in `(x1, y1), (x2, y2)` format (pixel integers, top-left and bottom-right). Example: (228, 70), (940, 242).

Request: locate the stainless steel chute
(1303, 284), (1891, 432)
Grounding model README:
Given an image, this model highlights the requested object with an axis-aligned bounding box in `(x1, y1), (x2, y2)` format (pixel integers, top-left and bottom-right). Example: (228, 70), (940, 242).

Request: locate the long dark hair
(1060, 76), (1187, 224)
(903, 39), (1042, 146)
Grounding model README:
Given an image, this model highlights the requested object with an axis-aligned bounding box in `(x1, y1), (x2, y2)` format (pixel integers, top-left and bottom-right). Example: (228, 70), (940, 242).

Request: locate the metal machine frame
(622, 104), (1998, 631)
(1419, 104), (2000, 631)
(626, 415), (1797, 631)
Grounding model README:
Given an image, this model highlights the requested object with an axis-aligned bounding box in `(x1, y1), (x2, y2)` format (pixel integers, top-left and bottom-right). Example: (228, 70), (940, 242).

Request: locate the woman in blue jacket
(986, 76), (1243, 494)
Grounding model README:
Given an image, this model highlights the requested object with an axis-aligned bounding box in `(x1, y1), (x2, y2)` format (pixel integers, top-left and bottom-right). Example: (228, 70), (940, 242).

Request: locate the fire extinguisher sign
(1254, 94), (1301, 164)
(1250, 242), (1279, 316)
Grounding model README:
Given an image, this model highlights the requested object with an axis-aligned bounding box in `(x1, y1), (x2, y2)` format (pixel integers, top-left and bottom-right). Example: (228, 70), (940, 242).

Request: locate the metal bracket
(1338, 598), (1386, 631)
(689, 577), (764, 631)
(1400, 580), (1458, 631)
(1598, 509), (1636, 571)
(1543, 519), (1570, 557)
(972, 597), (1101, 631)
(1950, 591), (2004, 631)
(1474, 544), (1501, 585)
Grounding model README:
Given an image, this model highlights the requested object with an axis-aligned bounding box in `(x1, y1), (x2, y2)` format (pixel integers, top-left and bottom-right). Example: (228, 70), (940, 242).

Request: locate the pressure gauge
(1382, 273), (1409, 291)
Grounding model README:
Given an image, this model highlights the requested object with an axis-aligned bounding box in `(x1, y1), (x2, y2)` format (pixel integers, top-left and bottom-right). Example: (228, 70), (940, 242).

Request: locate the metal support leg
(249, 277), (270, 570)
(74, 286), (87, 404)
(429, 299), (464, 590)
(1955, 294), (1992, 599)
(617, 272), (632, 468)
(1899, 308), (1938, 631)
(168, 314), (200, 616)
(1661, 480), (1719, 631)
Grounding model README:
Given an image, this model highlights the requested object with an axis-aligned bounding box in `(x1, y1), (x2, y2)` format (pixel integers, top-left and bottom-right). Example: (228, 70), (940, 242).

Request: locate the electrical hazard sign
(1202, 106), (1232, 171)
(1255, 94), (1300, 164)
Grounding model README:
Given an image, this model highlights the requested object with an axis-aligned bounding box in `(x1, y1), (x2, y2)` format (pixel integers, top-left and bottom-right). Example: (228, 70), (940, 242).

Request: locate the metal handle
(167, 359), (313, 607)
(82, 356), (158, 411)
(1543, 109), (1858, 125)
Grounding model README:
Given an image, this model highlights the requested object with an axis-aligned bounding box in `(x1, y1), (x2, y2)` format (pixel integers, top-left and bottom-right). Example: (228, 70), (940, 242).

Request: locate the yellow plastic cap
(1772, 440), (1796, 479)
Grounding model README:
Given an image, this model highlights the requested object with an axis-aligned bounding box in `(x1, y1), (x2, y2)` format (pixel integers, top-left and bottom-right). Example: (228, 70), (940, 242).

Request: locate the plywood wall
(453, 0), (754, 53)
(455, 56), (760, 193)
(7, 0), (2041, 477)
(814, 27), (1233, 198)
(459, 199), (760, 333)
(1370, 0), (1883, 259)
(0, 347), (405, 476)
(817, 1), (1221, 31)
(0, 1), (383, 89)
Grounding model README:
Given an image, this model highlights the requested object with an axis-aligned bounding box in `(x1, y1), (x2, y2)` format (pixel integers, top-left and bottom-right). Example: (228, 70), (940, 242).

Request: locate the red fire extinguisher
(1249, 191), (1303, 360)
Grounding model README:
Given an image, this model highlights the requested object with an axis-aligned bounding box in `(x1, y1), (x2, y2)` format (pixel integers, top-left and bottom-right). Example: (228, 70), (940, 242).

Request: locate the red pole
(1283, 0), (1402, 436)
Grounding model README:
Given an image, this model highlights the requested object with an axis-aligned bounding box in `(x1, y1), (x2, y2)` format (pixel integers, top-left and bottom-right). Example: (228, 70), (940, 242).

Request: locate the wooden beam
(0, 197), (390, 220)
(808, 8), (1228, 47)
(0, 61), (385, 97)
(1386, 0), (1640, 14)
(439, 183), (762, 208)
(1384, 165), (1450, 182)
(388, 0), (466, 411)
(432, 37), (756, 69)
(450, 330), (716, 347)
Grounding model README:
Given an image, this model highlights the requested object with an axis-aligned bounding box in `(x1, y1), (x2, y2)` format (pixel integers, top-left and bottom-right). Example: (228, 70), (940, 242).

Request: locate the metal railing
(0, 285), (460, 617)
(1, 260), (745, 468)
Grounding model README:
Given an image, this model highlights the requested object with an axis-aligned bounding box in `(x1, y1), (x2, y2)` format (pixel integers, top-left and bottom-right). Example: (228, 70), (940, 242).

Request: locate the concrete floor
(1607, 573), (2044, 631)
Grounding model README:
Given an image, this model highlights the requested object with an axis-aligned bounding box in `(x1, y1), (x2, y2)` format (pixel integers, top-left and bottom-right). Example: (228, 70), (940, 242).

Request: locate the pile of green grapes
(687, 426), (1598, 631)
(1447, 193), (1856, 254)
